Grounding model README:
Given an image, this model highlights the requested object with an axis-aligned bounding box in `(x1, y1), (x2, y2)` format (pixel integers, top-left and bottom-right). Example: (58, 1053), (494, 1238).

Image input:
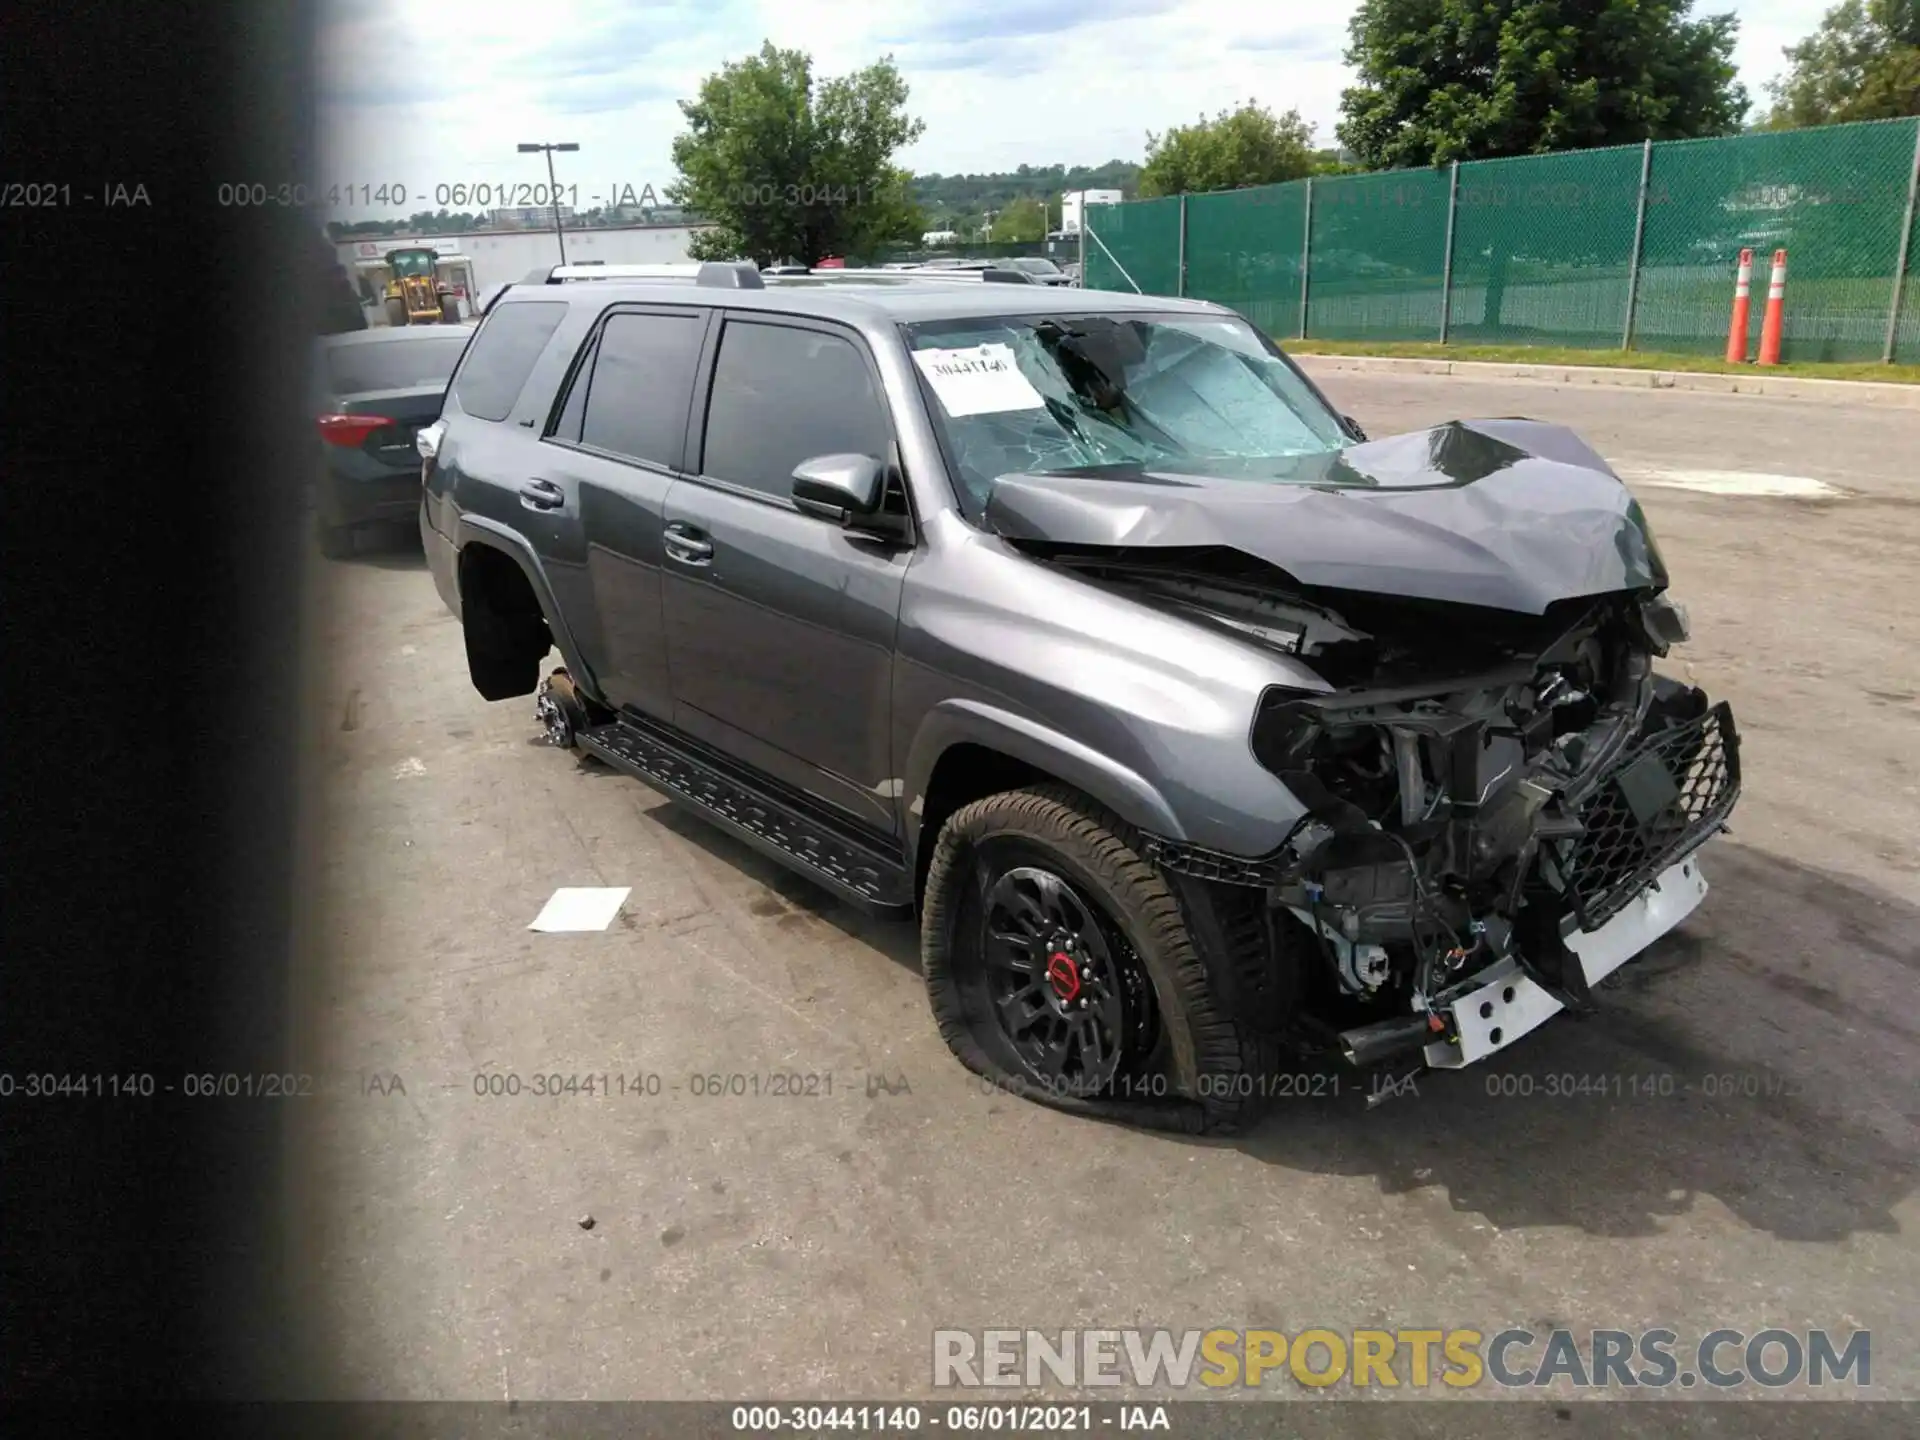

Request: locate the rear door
(660, 313), (912, 837)
(425, 300), (571, 545)
(425, 299), (611, 673)
(535, 303), (709, 720)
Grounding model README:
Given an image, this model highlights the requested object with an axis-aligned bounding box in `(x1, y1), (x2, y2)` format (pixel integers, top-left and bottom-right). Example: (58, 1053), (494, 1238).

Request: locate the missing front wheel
(535, 669), (587, 749)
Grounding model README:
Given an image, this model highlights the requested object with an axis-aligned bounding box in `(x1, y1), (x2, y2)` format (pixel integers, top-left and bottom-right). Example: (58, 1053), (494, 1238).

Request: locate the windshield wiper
(1042, 393), (1093, 445)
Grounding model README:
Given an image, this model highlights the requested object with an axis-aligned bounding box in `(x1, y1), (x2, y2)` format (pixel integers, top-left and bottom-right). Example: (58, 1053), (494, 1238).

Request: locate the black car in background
(312, 327), (473, 557)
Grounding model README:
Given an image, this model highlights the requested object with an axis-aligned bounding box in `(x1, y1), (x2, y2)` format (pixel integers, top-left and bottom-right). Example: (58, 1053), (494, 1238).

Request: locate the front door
(660, 315), (912, 838)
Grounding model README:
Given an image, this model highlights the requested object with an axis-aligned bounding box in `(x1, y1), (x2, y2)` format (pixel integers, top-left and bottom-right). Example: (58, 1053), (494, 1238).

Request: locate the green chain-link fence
(1183, 184), (1307, 339)
(1449, 144), (1645, 348)
(1079, 193), (1184, 299)
(1082, 117), (1920, 365)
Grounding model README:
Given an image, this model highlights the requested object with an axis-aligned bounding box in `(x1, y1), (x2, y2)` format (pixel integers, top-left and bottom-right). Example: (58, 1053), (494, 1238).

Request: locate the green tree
(1338, 1), (1748, 170)
(1137, 102), (1317, 197)
(910, 160), (1139, 220)
(841, 165), (927, 259)
(1764, 1), (1920, 127)
(666, 41), (927, 265)
(988, 196), (1047, 242)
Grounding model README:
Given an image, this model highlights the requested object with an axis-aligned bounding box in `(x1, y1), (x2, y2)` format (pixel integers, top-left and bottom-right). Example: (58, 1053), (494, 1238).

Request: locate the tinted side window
(701, 322), (888, 498)
(549, 336), (598, 443)
(579, 312), (705, 468)
(451, 301), (567, 422)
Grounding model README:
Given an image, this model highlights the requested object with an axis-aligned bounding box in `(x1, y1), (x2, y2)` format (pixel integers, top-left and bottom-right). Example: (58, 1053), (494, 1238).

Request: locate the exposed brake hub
(535, 668), (584, 750)
(1047, 950), (1082, 1003)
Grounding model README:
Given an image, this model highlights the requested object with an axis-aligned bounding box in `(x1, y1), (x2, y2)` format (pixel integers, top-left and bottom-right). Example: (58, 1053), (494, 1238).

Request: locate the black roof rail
(696, 259), (764, 289)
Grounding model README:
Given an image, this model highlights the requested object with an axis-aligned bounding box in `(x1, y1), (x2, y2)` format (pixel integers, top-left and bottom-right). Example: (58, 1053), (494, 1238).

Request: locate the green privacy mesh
(1898, 225), (1920, 365)
(1182, 182), (1310, 337)
(1304, 168), (1453, 340)
(1082, 195), (1183, 297)
(1076, 118), (1920, 364)
(1635, 119), (1920, 363)
(1449, 145), (1645, 348)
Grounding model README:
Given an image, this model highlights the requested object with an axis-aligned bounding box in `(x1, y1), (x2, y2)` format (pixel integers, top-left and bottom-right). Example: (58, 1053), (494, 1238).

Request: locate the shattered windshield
(903, 312), (1350, 515)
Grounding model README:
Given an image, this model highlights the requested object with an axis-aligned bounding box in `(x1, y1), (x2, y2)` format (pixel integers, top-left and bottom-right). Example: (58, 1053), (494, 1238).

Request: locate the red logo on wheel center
(1046, 951), (1081, 1001)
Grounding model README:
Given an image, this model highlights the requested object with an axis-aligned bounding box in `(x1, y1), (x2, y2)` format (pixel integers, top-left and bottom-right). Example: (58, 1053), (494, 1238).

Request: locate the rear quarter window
(451, 301), (568, 421)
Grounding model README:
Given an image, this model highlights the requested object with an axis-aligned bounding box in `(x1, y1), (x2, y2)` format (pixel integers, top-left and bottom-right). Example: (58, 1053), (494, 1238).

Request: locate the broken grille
(1558, 701), (1740, 932)
(1141, 836), (1288, 888)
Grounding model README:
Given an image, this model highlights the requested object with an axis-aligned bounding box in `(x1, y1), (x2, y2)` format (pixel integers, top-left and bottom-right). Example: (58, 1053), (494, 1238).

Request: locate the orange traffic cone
(1724, 249), (1753, 364)
(1756, 249), (1787, 367)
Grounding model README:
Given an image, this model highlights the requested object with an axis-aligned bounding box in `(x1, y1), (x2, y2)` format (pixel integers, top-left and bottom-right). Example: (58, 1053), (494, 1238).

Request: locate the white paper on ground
(911, 344), (1047, 417)
(1624, 467), (1841, 498)
(528, 886), (632, 932)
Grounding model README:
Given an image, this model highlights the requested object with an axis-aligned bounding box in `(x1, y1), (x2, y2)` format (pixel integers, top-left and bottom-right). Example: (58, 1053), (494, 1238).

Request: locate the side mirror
(791, 453), (885, 522)
(1344, 414), (1368, 441)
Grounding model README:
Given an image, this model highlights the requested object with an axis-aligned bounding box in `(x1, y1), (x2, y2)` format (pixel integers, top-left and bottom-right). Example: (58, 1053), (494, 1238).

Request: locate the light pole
(517, 141), (579, 265)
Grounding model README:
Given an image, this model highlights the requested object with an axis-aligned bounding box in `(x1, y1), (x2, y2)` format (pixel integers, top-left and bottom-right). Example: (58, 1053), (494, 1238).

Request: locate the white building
(335, 220), (717, 319)
(1060, 189), (1124, 235)
(921, 229), (960, 245)
(490, 205), (576, 227)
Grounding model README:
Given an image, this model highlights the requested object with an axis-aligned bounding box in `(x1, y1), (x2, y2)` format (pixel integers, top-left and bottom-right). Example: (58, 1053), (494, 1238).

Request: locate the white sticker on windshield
(912, 344), (1046, 417)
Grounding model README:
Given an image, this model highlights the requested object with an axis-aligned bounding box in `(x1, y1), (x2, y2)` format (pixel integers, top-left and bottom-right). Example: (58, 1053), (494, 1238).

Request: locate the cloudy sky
(318, 0), (1837, 219)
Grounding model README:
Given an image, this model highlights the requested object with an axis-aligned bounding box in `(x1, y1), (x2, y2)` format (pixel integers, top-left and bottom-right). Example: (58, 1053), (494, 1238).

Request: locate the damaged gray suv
(421, 261), (1740, 1132)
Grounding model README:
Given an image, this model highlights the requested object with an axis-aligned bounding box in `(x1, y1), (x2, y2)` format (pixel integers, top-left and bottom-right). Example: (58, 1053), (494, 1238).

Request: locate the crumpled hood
(982, 419), (1668, 615)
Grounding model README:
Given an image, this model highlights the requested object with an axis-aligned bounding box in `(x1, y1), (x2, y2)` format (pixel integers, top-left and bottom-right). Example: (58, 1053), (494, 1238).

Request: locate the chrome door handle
(519, 479), (565, 510)
(662, 525), (713, 563)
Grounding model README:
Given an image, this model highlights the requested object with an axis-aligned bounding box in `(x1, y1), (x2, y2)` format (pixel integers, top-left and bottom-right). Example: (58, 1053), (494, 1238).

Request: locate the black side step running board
(577, 717), (914, 918)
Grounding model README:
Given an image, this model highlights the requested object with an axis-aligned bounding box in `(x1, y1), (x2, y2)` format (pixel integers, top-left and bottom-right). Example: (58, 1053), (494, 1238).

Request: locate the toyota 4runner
(417, 260), (1741, 1132)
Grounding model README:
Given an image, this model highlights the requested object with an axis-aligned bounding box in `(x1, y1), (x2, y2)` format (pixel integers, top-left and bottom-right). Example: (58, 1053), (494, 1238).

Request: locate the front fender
(902, 698), (1188, 870)
(454, 515), (601, 702)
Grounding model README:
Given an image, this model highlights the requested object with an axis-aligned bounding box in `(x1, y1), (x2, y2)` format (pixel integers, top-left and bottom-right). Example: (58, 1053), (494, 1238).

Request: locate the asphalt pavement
(284, 372), (1920, 1405)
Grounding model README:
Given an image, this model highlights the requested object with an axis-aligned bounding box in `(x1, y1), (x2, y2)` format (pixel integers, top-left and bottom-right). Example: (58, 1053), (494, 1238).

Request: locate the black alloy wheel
(921, 785), (1293, 1133)
(967, 845), (1159, 1096)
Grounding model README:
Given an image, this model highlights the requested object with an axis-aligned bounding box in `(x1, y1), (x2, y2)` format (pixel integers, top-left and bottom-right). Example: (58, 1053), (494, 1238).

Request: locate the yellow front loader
(382, 247), (460, 326)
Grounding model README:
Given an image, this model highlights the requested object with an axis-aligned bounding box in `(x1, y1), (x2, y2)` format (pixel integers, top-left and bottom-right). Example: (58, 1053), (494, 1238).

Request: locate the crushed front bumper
(1147, 686), (1741, 1076)
(1397, 697), (1736, 1069)
(1414, 702), (1735, 1068)
(1424, 849), (1709, 1068)
(1552, 700), (1739, 932)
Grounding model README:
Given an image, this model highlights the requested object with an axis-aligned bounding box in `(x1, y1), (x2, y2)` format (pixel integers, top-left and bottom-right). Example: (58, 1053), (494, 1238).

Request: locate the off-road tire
(383, 297), (408, 327)
(440, 297), (460, 324)
(922, 784), (1290, 1134)
(460, 586), (551, 700)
